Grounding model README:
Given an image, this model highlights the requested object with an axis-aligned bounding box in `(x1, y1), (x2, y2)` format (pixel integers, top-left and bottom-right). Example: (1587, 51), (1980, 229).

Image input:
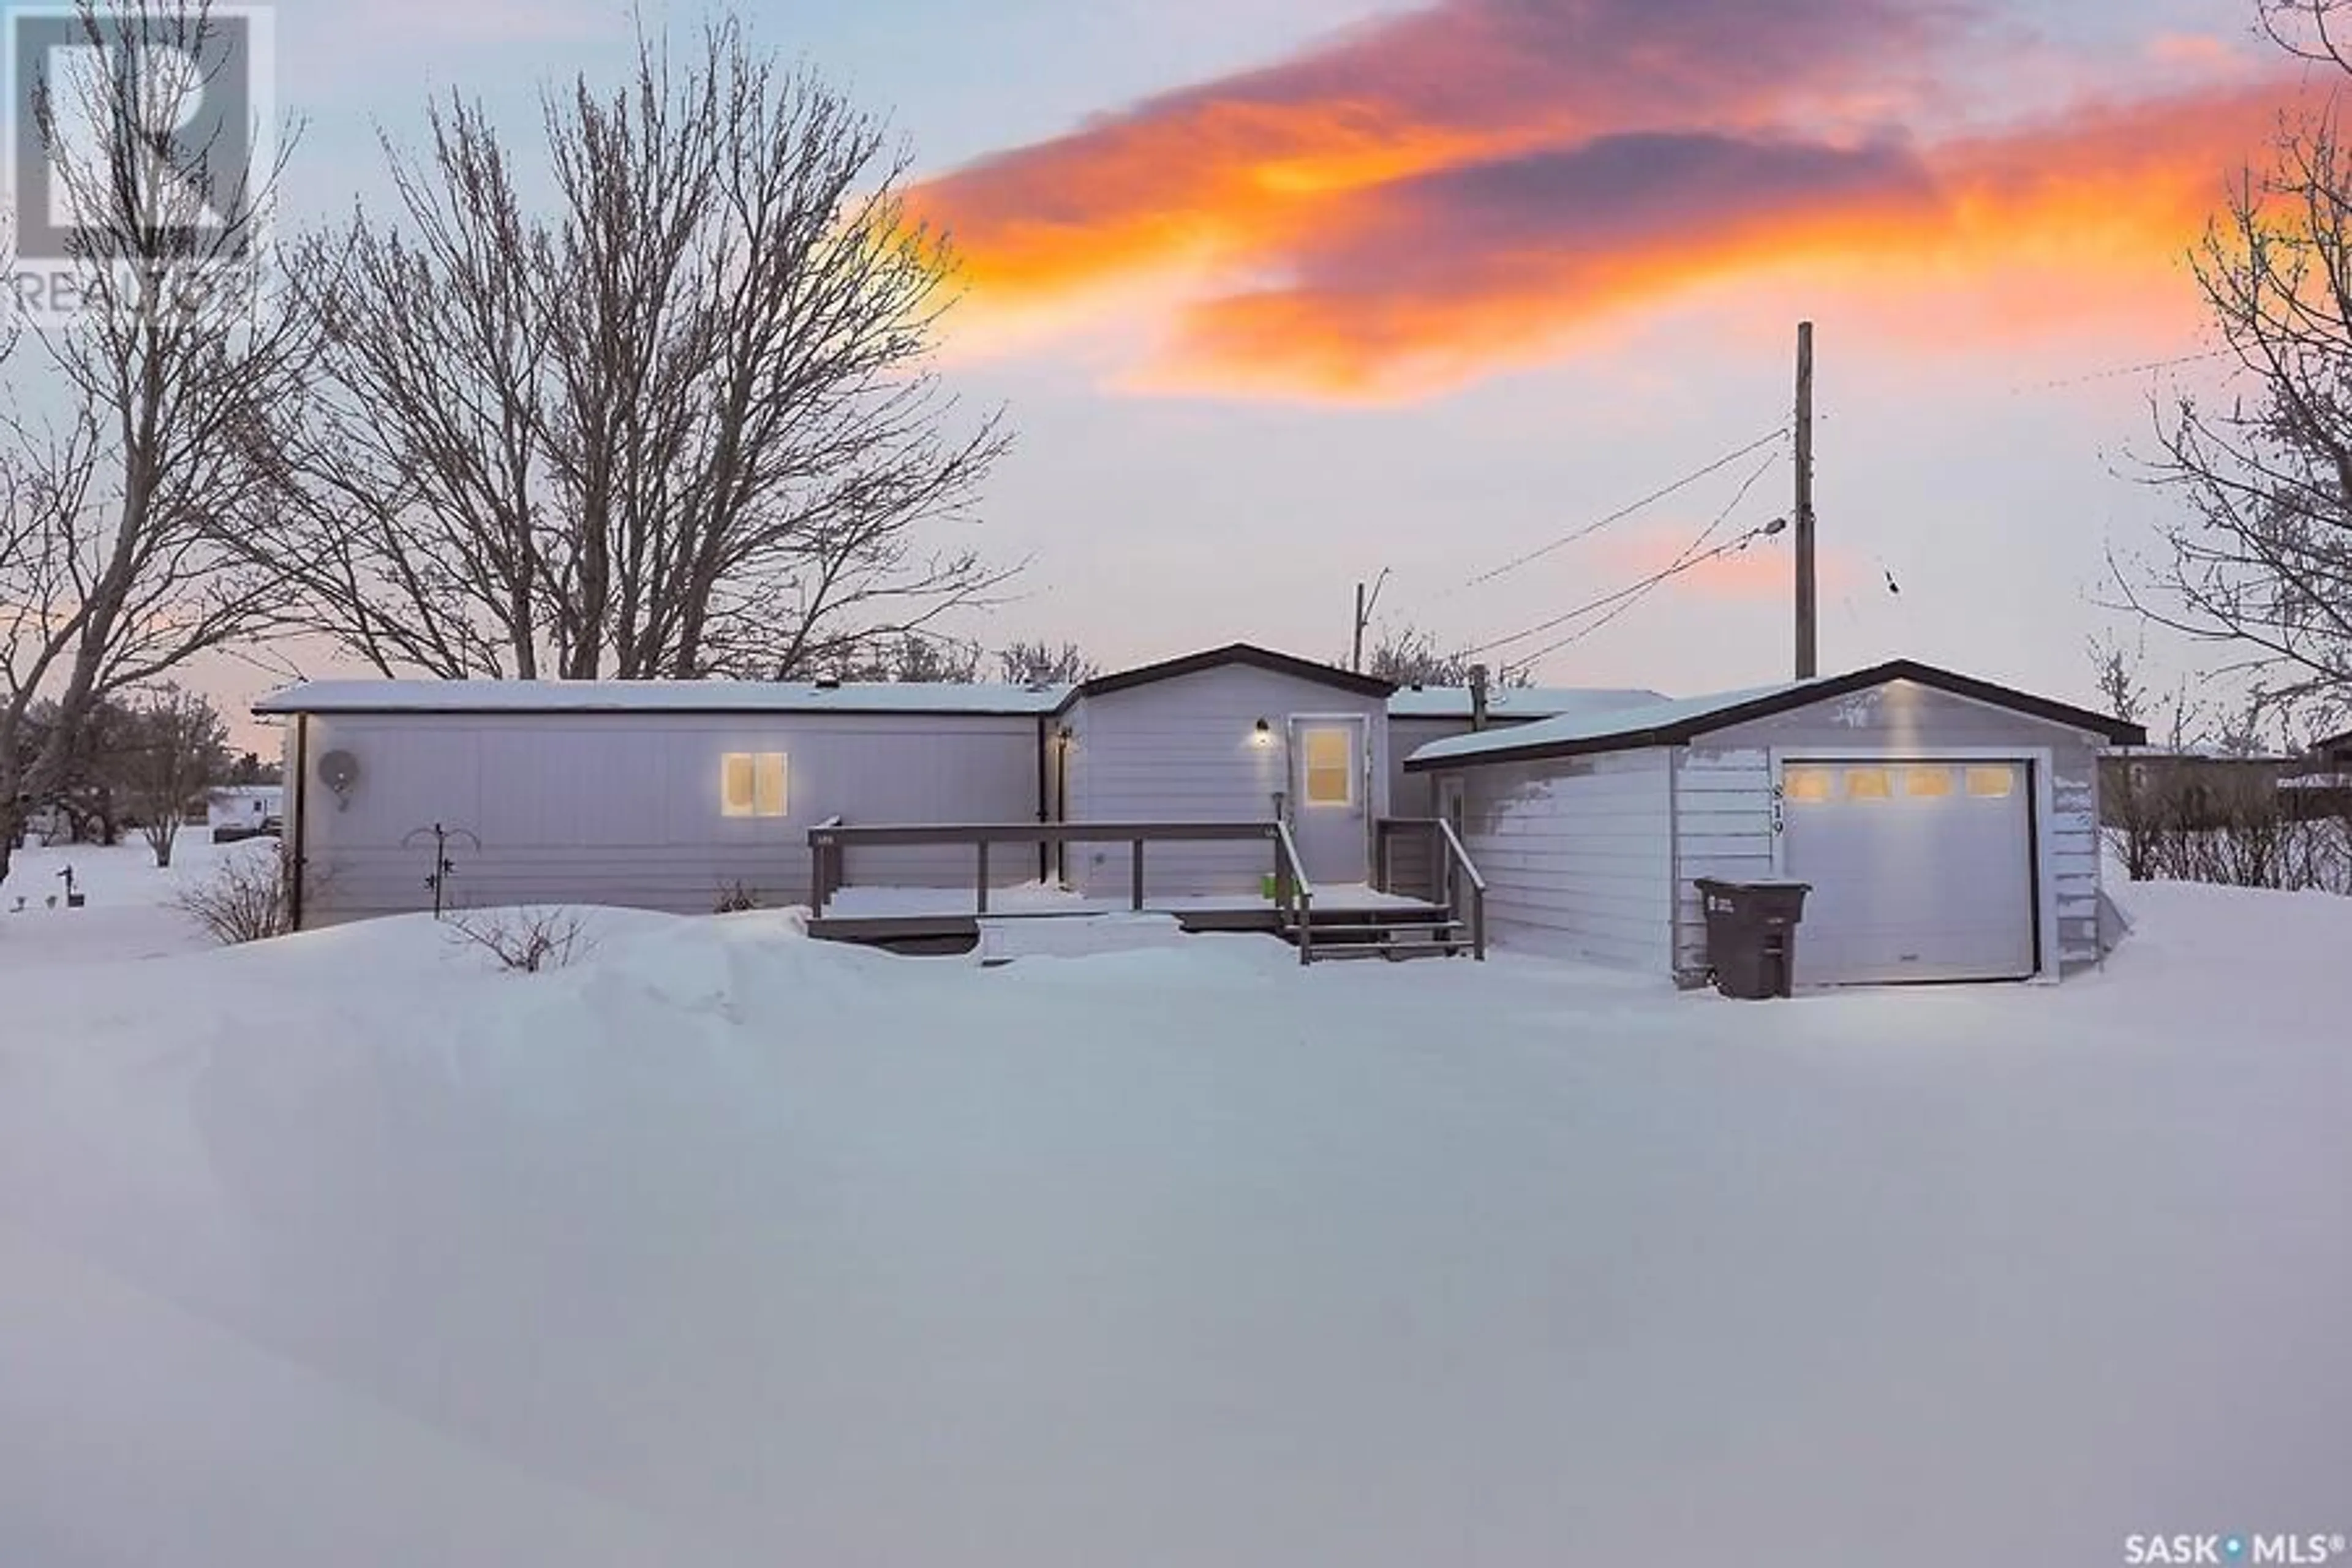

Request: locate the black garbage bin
(1696, 878), (1812, 1000)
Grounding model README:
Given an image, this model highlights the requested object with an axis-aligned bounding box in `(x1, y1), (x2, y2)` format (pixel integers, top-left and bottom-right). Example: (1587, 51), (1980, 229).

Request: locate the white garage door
(1780, 760), (2037, 986)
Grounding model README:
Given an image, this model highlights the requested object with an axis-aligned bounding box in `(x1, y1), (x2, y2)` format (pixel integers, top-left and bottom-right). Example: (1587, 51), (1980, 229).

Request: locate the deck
(804, 818), (1488, 963)
(807, 882), (1444, 944)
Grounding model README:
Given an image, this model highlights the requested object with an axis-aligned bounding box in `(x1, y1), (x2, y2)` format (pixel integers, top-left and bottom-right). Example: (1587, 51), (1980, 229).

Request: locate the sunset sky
(239, 0), (2314, 722)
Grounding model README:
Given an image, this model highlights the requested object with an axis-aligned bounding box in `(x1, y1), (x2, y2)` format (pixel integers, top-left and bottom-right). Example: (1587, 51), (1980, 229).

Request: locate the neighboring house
(208, 785), (285, 835)
(1407, 660), (2144, 988)
(2285, 728), (2352, 817)
(257, 645), (2142, 987)
(2096, 747), (2294, 829)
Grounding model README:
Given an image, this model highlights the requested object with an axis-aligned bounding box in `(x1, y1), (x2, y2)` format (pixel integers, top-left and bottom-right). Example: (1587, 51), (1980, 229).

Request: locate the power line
(2009, 349), (2233, 395)
(1457, 427), (1790, 591)
(1461, 450), (1785, 663)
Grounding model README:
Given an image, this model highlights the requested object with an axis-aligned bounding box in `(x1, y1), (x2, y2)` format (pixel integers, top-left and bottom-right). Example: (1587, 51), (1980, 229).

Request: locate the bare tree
(263, 21), (1013, 684)
(836, 632), (982, 683)
(1368, 625), (1535, 688)
(0, 1), (310, 890)
(2089, 633), (2150, 726)
(2122, 4), (2352, 708)
(997, 639), (1096, 685)
(119, 685), (227, 867)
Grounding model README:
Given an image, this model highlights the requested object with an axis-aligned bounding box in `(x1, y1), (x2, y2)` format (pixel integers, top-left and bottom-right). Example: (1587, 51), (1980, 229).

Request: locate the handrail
(1272, 820), (1315, 967)
(1431, 817), (1488, 962)
(808, 816), (846, 912)
(1270, 821), (1315, 903)
(1433, 818), (1487, 894)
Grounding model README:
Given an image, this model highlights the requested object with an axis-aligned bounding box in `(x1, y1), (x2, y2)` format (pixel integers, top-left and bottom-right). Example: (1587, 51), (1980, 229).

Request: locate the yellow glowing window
(1905, 766), (1954, 799)
(722, 753), (788, 818)
(1844, 768), (1892, 801)
(1783, 767), (1833, 804)
(1302, 727), (1354, 807)
(1966, 766), (2017, 800)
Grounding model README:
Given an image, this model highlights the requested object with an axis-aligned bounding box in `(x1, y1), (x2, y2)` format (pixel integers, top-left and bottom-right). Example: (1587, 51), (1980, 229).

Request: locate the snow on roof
(259, 677), (1671, 722)
(1406, 660), (2146, 769)
(1386, 686), (1670, 720)
(1409, 679), (1807, 767)
(254, 679), (1074, 717)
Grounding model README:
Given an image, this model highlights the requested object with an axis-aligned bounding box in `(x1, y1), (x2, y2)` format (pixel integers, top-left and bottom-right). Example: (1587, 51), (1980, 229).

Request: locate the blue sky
(214, 0), (2286, 728)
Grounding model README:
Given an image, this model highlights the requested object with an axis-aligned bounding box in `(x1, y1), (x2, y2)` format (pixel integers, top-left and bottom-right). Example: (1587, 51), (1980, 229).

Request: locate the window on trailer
(722, 754), (788, 818)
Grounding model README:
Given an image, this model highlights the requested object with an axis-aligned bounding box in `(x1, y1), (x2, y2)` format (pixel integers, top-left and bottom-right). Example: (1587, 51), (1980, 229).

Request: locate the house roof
(1387, 685), (1670, 721)
(253, 679), (1073, 718)
(1066, 643), (1395, 704)
(255, 644), (1399, 720)
(1405, 659), (2147, 772)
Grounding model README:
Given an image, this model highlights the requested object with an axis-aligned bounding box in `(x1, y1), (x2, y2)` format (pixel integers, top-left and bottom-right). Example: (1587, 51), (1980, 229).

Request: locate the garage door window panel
(1844, 768), (1893, 801)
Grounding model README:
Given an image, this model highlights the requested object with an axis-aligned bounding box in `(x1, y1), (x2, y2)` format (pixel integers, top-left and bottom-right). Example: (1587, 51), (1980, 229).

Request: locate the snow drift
(2, 882), (2348, 1566)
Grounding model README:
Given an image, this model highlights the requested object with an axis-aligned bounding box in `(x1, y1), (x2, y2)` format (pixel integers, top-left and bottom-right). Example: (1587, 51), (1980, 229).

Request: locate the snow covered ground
(0, 838), (273, 968)
(1, 870), (2348, 1566)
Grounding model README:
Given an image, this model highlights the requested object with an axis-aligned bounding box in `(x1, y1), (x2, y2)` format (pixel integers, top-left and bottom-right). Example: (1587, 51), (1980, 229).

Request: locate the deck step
(1287, 921), (1466, 940)
(1305, 939), (1466, 962)
(1281, 916), (1474, 963)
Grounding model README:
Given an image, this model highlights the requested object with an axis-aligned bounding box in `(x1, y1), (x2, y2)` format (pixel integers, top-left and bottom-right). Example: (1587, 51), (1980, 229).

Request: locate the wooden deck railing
(807, 820), (1289, 918)
(1376, 817), (1488, 962)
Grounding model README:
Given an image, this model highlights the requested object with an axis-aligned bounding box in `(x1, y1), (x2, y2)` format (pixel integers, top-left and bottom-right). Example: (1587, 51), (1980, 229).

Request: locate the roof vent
(814, 676), (842, 691)
(1024, 679), (1049, 693)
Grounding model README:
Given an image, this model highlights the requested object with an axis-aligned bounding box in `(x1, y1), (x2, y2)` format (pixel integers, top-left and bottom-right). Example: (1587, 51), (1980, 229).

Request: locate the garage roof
(1406, 659), (2147, 772)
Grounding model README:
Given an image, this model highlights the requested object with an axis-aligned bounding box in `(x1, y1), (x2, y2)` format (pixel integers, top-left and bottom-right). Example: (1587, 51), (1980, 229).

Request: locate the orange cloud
(911, 0), (2293, 399)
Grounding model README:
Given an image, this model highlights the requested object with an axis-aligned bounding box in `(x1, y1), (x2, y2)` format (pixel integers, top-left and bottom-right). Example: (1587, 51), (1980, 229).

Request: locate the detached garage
(1405, 660), (2146, 987)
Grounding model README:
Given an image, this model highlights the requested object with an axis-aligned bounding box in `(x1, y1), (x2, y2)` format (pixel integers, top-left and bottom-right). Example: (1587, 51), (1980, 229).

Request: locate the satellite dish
(317, 749), (361, 808)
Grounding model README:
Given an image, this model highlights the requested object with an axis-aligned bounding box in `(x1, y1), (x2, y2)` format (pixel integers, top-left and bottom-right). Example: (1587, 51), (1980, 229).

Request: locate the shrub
(175, 845), (300, 945)
(446, 907), (591, 973)
(714, 881), (764, 913)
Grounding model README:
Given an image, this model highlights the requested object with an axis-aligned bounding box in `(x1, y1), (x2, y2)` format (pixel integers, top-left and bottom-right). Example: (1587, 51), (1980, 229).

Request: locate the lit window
(1302, 727), (1354, 807)
(1905, 766), (1954, 799)
(722, 753), (788, 818)
(1845, 768), (1892, 801)
(1966, 766), (2016, 799)
(1784, 767), (1833, 804)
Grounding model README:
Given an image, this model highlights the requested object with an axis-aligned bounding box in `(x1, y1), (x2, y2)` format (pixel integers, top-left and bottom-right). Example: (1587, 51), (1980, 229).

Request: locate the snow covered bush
(446, 908), (590, 973)
(172, 845), (300, 945)
(714, 881), (765, 913)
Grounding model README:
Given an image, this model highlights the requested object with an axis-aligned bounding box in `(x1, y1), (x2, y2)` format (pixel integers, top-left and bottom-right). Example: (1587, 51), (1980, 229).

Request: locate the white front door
(1290, 717), (1370, 886)
(1781, 759), (2038, 986)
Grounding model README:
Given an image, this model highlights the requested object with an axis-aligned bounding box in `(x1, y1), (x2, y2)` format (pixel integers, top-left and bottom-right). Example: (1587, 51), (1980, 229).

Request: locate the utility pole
(1351, 568), (1390, 673)
(1794, 320), (1818, 680)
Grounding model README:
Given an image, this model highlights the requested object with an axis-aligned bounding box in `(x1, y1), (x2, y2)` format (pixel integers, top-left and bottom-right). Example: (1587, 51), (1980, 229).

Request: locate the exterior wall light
(1252, 718), (1275, 748)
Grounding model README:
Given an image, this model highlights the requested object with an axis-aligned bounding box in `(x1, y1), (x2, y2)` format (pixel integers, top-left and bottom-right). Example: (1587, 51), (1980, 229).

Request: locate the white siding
(1444, 749), (1675, 969)
(295, 712), (1042, 924)
(1062, 665), (1389, 897)
(1670, 746), (1776, 981)
(1698, 680), (2111, 977)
